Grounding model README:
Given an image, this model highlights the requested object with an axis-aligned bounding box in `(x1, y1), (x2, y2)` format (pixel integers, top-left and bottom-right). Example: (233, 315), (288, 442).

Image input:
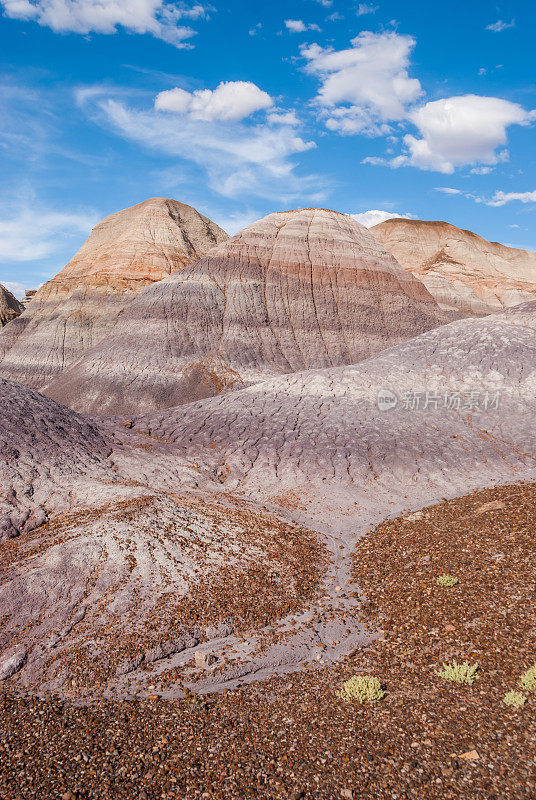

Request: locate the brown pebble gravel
(1, 482), (536, 798)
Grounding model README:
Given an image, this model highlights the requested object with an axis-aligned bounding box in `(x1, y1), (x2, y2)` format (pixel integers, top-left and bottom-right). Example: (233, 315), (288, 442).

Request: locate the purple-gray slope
(136, 300), (536, 535)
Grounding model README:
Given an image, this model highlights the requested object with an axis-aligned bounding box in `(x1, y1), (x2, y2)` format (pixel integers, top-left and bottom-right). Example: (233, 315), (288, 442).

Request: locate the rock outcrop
(20, 289), (37, 309)
(0, 198), (228, 388)
(0, 284), (23, 326)
(371, 218), (536, 315)
(45, 208), (452, 416)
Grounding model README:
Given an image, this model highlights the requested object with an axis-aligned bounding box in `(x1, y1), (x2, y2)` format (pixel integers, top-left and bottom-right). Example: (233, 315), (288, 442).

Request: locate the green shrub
(337, 675), (385, 703)
(436, 661), (479, 685)
(437, 574), (459, 587)
(519, 664), (536, 692)
(503, 690), (526, 708)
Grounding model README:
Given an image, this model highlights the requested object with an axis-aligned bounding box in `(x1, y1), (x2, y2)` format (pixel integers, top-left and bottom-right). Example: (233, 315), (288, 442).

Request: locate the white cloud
(248, 22), (261, 36)
(301, 31), (422, 135)
(487, 190), (536, 207)
(0, 204), (97, 263)
(470, 165), (493, 174)
(301, 33), (534, 177)
(1, 0), (209, 47)
(395, 95), (536, 173)
(350, 209), (417, 227)
(79, 87), (317, 201)
(155, 81), (273, 121)
(284, 19), (321, 32)
(486, 19), (515, 32)
(435, 187), (461, 195)
(356, 3), (378, 15)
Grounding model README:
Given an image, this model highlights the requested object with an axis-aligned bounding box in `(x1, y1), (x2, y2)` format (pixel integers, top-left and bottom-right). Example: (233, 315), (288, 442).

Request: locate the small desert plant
(437, 574), (459, 587)
(503, 690), (526, 708)
(337, 675), (385, 703)
(519, 664), (536, 692)
(436, 661), (479, 685)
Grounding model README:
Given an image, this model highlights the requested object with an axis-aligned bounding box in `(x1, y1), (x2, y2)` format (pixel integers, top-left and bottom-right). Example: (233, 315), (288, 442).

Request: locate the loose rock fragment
(0, 648), (27, 681)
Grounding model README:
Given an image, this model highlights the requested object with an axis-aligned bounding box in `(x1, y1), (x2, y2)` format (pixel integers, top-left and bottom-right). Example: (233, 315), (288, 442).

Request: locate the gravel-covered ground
(0, 493), (326, 697)
(2, 482), (536, 799)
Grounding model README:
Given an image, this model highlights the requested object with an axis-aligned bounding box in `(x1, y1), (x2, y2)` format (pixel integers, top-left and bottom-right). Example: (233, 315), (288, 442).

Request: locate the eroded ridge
(0, 198), (228, 389)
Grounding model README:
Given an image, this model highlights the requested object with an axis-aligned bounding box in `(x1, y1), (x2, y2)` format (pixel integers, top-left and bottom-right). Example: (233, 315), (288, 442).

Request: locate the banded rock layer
(372, 218), (536, 315)
(45, 207), (452, 416)
(0, 198), (228, 388)
(0, 284), (23, 326)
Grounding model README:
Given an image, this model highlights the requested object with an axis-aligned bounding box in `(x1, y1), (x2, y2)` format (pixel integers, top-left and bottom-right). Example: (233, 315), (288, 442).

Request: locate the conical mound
(45, 208), (452, 416)
(0, 198), (228, 388)
(371, 218), (536, 315)
(0, 284), (23, 326)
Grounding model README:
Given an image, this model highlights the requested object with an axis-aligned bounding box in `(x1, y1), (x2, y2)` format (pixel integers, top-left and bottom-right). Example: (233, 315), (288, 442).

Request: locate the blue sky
(1, 0), (535, 296)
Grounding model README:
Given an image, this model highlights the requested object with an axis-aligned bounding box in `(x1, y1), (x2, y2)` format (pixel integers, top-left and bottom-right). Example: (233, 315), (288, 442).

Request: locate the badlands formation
(0, 198), (228, 389)
(372, 217), (536, 315)
(0, 299), (535, 695)
(2, 201), (536, 800)
(44, 208), (453, 416)
(0, 283), (23, 326)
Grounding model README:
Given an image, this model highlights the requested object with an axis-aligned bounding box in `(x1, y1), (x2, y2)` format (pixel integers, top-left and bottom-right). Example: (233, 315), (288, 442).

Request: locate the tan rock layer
(0, 198), (228, 388)
(0, 284), (23, 327)
(45, 208), (453, 416)
(371, 218), (536, 315)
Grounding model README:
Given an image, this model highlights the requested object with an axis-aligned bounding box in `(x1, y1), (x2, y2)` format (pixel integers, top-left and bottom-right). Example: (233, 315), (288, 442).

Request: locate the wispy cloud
(435, 187), (462, 195)
(356, 3), (378, 16)
(486, 19), (515, 33)
(470, 166), (493, 174)
(284, 19), (321, 33)
(0, 82), (53, 159)
(486, 190), (536, 207)
(78, 85), (320, 202)
(0, 198), (97, 263)
(209, 209), (261, 235)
